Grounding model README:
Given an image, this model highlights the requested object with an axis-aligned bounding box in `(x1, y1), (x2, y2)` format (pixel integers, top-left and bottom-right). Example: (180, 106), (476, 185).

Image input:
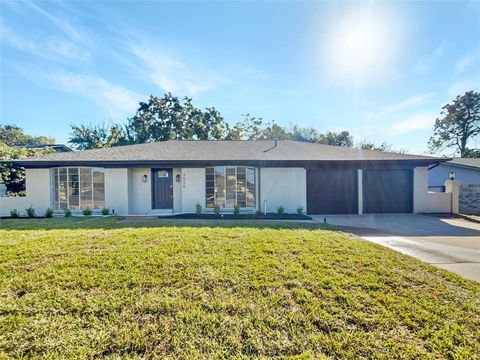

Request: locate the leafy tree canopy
(0, 124), (55, 146)
(358, 139), (406, 154)
(429, 91), (480, 157)
(318, 131), (354, 147)
(67, 93), (400, 151)
(70, 123), (125, 150)
(124, 94), (228, 143)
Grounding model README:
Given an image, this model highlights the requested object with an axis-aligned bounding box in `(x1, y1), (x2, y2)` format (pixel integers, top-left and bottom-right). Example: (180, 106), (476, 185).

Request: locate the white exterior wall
(173, 168), (182, 212)
(414, 167), (429, 213)
(260, 167), (306, 214)
(104, 168), (129, 215)
(128, 168), (152, 215)
(0, 169), (52, 216)
(414, 167), (452, 213)
(181, 168), (205, 213)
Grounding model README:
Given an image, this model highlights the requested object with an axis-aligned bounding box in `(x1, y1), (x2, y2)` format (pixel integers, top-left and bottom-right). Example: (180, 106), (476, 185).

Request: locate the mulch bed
(159, 213), (312, 220)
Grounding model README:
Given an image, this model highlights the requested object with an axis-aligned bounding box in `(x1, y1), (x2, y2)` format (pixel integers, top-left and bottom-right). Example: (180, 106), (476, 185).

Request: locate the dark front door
(307, 168), (358, 214)
(363, 169), (413, 213)
(153, 169), (173, 209)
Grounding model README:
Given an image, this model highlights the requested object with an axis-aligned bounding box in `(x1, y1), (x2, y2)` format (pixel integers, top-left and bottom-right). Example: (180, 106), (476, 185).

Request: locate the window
(205, 166), (255, 208)
(52, 167), (104, 210)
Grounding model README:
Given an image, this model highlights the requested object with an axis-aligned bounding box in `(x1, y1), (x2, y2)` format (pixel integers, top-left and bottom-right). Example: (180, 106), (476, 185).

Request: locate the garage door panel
(307, 169), (357, 214)
(363, 169), (412, 213)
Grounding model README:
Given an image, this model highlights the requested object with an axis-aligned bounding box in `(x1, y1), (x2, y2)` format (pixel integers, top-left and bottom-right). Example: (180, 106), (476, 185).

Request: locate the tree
(67, 93), (368, 151)
(289, 125), (320, 143)
(226, 114), (271, 140)
(70, 93), (231, 148)
(69, 123), (124, 150)
(318, 131), (354, 147)
(462, 148), (480, 158)
(261, 123), (292, 141)
(0, 141), (53, 195)
(358, 139), (406, 153)
(429, 91), (480, 157)
(0, 124), (55, 146)
(124, 93), (229, 143)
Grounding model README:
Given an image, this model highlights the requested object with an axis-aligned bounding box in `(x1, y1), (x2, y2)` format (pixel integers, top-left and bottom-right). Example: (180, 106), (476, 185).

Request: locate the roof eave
(6, 158), (449, 168)
(442, 161), (480, 171)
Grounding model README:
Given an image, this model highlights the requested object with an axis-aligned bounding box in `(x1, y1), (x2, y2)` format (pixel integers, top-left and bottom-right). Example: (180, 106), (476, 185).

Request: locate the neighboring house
(21, 144), (72, 153)
(429, 158), (480, 188)
(429, 158), (480, 214)
(0, 140), (453, 216)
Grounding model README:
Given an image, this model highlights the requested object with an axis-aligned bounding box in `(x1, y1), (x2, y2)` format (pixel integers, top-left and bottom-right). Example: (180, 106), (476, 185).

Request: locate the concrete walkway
(311, 214), (480, 282)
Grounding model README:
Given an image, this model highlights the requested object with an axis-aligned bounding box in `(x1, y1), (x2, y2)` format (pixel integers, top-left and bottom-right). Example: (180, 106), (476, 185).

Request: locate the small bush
(277, 206), (285, 215)
(255, 209), (262, 217)
(64, 209), (72, 217)
(26, 206), (36, 218)
(233, 204), (240, 215)
(101, 208), (110, 216)
(45, 208), (54, 218)
(10, 209), (20, 218)
(82, 208), (92, 216)
(195, 202), (202, 215)
(297, 206), (304, 215)
(213, 204), (221, 216)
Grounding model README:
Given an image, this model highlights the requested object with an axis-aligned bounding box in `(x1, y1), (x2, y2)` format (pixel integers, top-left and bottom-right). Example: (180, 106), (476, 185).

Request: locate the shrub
(45, 208), (54, 218)
(296, 206), (304, 215)
(82, 208), (92, 216)
(233, 204), (240, 215)
(26, 206), (35, 218)
(277, 206), (285, 215)
(64, 209), (72, 217)
(255, 209), (262, 217)
(195, 202), (202, 215)
(101, 208), (110, 216)
(213, 204), (221, 216)
(10, 209), (20, 218)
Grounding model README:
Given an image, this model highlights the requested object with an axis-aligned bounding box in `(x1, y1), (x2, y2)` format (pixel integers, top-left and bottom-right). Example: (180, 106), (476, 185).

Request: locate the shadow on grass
(0, 216), (334, 231)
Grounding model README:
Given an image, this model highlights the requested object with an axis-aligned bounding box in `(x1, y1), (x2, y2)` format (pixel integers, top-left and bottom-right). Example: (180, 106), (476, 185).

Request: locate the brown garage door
(307, 169), (358, 214)
(363, 169), (413, 213)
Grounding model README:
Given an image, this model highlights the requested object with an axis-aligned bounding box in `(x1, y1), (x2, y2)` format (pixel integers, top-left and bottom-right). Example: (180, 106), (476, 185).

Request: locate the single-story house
(1, 140), (454, 216)
(429, 158), (480, 214)
(429, 158), (480, 189)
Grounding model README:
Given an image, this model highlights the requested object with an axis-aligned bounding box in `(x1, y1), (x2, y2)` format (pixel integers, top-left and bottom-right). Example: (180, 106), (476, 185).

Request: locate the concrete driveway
(311, 214), (480, 282)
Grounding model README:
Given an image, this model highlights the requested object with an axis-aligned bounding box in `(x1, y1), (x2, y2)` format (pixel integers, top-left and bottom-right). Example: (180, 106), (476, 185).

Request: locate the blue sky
(1, 1), (479, 154)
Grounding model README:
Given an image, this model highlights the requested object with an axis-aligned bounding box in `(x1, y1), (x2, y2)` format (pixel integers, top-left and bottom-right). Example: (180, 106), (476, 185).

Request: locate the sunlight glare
(323, 9), (399, 83)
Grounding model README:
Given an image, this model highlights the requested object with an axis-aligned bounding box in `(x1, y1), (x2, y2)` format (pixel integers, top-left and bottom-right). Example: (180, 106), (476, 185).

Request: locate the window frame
(51, 167), (105, 211)
(205, 166), (256, 209)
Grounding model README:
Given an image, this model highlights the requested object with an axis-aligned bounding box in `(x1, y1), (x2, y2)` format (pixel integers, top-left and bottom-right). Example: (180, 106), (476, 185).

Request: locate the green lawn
(0, 217), (479, 359)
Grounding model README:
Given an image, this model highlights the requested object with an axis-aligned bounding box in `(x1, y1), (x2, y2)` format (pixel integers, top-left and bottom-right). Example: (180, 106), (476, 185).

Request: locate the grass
(0, 217), (479, 359)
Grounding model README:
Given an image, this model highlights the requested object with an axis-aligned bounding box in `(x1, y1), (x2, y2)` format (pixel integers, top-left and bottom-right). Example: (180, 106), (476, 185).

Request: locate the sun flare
(323, 9), (399, 82)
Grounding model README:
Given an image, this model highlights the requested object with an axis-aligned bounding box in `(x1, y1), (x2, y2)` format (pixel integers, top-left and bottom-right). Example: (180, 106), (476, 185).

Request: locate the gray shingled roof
(447, 158), (480, 170)
(8, 140), (446, 166)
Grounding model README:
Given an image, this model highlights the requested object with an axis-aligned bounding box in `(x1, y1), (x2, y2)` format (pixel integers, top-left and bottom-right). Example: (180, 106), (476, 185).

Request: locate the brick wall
(459, 184), (480, 214)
